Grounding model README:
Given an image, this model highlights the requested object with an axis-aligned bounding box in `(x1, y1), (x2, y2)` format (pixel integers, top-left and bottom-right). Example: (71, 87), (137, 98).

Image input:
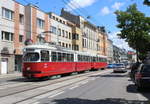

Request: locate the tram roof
(24, 44), (57, 50)
(24, 44), (107, 58)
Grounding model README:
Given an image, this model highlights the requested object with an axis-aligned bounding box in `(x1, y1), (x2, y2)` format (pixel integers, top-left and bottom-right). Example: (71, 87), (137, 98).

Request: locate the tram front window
(23, 53), (39, 62)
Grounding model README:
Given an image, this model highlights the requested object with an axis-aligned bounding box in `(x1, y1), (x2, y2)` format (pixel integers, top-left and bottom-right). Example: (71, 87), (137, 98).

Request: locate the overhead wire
(62, 0), (103, 26)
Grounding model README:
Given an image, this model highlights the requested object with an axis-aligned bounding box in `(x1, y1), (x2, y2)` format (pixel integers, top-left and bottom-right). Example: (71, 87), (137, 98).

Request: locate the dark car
(135, 64), (150, 90)
(130, 62), (141, 81)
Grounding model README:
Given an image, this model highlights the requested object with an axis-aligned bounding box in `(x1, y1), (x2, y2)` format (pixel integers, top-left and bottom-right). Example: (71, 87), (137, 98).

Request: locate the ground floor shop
(0, 54), (14, 74)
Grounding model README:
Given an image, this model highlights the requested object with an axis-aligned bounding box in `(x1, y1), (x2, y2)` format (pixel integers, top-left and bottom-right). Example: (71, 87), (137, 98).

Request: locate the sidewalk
(0, 72), (22, 79)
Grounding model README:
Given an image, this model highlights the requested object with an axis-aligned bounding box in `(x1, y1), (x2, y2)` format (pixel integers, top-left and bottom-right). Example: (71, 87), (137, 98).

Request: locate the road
(0, 70), (150, 104)
(33, 71), (150, 104)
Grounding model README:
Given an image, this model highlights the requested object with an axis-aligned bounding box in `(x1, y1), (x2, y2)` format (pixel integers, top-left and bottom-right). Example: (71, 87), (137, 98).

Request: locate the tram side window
(67, 54), (71, 62)
(58, 52), (62, 62)
(41, 50), (49, 62)
(78, 55), (81, 62)
(71, 54), (74, 62)
(62, 53), (67, 62)
(51, 52), (57, 62)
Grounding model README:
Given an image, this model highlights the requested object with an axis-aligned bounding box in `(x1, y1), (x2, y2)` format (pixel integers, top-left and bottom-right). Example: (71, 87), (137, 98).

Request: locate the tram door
(1, 58), (8, 74)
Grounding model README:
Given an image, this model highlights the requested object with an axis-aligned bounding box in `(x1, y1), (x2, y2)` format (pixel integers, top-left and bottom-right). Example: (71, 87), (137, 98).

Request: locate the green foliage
(115, 4), (150, 60)
(144, 0), (150, 6)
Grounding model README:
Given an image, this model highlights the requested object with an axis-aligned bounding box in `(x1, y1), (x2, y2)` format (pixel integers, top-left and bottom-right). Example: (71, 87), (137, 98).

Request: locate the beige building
(61, 9), (100, 55)
(49, 12), (73, 49)
(107, 39), (113, 63)
(71, 24), (83, 51)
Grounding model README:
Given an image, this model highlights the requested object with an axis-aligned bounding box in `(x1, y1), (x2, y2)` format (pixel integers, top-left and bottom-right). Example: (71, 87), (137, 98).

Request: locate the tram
(22, 44), (108, 78)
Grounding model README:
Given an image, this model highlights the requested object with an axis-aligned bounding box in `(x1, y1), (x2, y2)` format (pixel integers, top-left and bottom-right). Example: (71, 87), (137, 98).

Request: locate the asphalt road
(34, 71), (150, 104)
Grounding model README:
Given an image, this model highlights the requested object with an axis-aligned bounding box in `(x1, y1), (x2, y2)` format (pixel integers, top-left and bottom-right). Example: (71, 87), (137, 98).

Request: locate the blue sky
(16, 0), (150, 50)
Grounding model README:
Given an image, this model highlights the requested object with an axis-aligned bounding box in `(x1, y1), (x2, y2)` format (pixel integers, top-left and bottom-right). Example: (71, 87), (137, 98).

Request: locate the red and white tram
(22, 44), (108, 78)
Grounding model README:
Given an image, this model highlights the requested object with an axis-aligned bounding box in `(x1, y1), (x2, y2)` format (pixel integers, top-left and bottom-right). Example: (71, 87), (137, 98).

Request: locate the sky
(16, 0), (150, 51)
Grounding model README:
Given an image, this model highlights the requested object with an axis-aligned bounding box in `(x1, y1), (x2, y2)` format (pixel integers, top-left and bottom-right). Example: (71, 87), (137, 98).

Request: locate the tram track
(0, 69), (112, 104)
(0, 70), (109, 97)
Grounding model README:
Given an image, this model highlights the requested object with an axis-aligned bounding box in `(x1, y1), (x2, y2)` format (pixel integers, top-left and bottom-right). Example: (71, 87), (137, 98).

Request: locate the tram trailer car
(22, 44), (108, 78)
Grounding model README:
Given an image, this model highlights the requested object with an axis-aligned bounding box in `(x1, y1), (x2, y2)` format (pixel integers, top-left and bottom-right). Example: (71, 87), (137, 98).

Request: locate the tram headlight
(27, 67), (31, 71)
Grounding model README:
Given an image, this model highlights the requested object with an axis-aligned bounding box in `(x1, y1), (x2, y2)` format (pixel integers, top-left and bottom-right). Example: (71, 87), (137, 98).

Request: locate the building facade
(107, 39), (113, 63)
(49, 12), (72, 49)
(0, 0), (51, 74)
(61, 9), (103, 55)
(0, 0), (110, 74)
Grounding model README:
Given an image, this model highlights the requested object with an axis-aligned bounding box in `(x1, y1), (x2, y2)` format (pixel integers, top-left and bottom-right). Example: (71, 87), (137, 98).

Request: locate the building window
(56, 18), (58, 21)
(69, 32), (71, 39)
(72, 33), (79, 40)
(66, 44), (68, 48)
(66, 31), (68, 38)
(37, 18), (45, 29)
(60, 19), (62, 23)
(62, 43), (65, 47)
(58, 42), (61, 46)
(63, 21), (65, 24)
(19, 35), (23, 42)
(69, 44), (71, 48)
(2, 7), (14, 20)
(19, 14), (24, 24)
(58, 28), (61, 36)
(62, 30), (65, 37)
(50, 26), (57, 34)
(53, 16), (55, 20)
(1, 31), (13, 41)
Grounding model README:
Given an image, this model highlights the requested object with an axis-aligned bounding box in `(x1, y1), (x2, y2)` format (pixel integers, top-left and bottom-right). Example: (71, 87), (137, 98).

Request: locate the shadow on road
(127, 84), (150, 101)
(50, 98), (149, 104)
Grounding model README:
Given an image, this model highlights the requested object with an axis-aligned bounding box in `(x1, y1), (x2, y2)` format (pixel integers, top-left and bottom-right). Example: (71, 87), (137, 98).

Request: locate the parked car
(107, 64), (116, 68)
(130, 62), (141, 82)
(113, 63), (127, 73)
(135, 64), (150, 90)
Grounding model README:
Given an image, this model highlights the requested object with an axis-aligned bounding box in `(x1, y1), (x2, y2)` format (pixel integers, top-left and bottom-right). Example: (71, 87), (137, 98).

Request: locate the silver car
(113, 63), (127, 73)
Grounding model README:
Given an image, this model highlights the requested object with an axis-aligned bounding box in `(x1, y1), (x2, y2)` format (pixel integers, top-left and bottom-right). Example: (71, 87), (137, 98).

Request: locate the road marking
(81, 81), (89, 85)
(48, 91), (65, 98)
(35, 90), (61, 99)
(69, 85), (79, 90)
(32, 102), (40, 104)
(90, 78), (96, 81)
(136, 93), (148, 101)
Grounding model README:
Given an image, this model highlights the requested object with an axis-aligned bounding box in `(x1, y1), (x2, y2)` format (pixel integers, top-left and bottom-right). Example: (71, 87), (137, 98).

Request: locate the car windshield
(142, 65), (150, 72)
(115, 64), (124, 68)
(23, 52), (39, 62)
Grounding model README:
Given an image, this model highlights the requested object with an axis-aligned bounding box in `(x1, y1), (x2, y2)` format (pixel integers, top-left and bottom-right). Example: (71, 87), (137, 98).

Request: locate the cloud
(112, 2), (124, 10)
(108, 31), (132, 50)
(65, 0), (97, 11)
(101, 6), (110, 15)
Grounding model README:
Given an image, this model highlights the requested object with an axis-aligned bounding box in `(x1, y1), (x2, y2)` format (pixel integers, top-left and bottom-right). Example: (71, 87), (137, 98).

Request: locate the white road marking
(90, 78), (96, 81)
(136, 93), (148, 101)
(48, 91), (65, 98)
(32, 102), (40, 104)
(69, 85), (79, 90)
(81, 81), (89, 85)
(35, 90), (61, 99)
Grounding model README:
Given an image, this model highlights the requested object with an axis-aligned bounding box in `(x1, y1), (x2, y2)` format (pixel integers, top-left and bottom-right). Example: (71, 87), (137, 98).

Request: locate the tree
(115, 4), (150, 61)
(144, 0), (150, 6)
